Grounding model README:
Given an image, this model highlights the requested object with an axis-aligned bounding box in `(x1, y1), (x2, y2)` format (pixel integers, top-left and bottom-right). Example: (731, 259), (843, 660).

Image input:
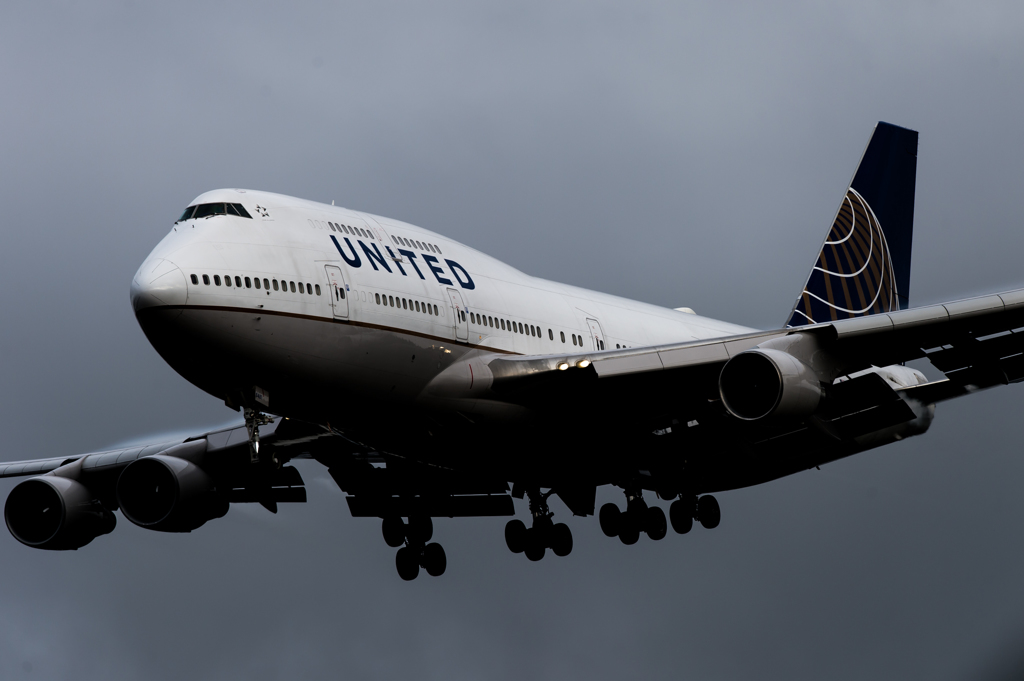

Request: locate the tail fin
(785, 122), (918, 327)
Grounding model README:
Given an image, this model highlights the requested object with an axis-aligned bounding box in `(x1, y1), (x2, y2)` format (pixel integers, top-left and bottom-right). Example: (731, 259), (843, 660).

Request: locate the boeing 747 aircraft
(4, 122), (1020, 580)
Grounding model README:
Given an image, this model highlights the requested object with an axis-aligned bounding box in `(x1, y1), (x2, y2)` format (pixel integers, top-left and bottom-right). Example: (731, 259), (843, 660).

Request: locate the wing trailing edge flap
(327, 458), (513, 519)
(821, 287), (1024, 395)
(812, 372), (917, 440)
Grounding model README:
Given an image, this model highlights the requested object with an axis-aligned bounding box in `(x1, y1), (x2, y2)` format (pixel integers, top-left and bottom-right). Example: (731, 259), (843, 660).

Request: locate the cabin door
(324, 265), (349, 318)
(447, 288), (469, 341)
(586, 318), (606, 351)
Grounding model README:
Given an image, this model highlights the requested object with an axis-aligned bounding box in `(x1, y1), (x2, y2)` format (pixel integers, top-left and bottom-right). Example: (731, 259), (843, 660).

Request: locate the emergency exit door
(324, 265), (349, 318)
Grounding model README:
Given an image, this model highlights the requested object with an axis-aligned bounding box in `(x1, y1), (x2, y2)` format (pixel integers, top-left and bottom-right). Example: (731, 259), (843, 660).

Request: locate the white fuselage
(134, 188), (751, 366)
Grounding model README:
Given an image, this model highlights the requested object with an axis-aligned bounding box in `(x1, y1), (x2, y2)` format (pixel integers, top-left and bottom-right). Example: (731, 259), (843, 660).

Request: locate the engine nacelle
(116, 455), (228, 533)
(5, 476), (116, 550)
(719, 348), (822, 421)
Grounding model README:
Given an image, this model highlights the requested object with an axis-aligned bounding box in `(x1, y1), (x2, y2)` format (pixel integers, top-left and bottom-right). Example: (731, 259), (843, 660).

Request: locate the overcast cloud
(2, 1), (1024, 679)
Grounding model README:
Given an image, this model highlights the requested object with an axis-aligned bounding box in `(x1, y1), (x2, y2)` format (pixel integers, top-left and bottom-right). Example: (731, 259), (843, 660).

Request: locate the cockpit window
(227, 203), (252, 218)
(177, 203), (253, 222)
(193, 203), (227, 219)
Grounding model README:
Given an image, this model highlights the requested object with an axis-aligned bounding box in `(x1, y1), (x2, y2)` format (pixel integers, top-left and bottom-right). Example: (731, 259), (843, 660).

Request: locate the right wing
(486, 287), (1024, 419)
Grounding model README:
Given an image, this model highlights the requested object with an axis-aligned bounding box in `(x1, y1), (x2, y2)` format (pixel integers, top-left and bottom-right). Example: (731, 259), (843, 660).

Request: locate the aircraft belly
(136, 306), (458, 418)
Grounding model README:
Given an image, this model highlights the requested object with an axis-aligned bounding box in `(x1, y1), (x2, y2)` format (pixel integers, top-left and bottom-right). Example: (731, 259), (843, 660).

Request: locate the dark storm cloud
(1, 1), (1024, 679)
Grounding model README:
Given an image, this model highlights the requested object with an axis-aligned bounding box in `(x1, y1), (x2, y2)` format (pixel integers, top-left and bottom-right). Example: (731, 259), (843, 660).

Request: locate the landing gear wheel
(551, 523), (573, 557)
(382, 517), (405, 548)
(670, 498), (694, 534)
(505, 519), (527, 553)
(407, 516), (433, 543)
(599, 503), (621, 537)
(524, 528), (546, 561)
(645, 506), (667, 540)
(396, 546), (419, 581)
(618, 522), (640, 545)
(423, 543), (447, 577)
(697, 495), (721, 529)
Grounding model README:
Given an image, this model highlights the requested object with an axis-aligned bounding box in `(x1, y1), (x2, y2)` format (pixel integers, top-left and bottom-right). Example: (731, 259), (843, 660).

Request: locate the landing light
(576, 359), (591, 368)
(557, 362), (569, 371)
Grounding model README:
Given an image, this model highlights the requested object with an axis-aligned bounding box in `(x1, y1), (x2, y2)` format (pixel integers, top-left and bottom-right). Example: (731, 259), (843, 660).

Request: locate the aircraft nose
(130, 258), (188, 312)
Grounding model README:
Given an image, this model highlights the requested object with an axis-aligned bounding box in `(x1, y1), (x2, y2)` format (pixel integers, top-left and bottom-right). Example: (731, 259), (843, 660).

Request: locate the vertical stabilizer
(785, 122), (918, 327)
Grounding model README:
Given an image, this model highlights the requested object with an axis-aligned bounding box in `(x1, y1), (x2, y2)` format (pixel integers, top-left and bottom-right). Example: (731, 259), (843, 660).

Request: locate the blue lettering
(330, 235), (361, 267)
(398, 249), (425, 279)
(384, 246), (407, 276)
(422, 254), (452, 285)
(445, 259), (475, 290)
(359, 241), (392, 272)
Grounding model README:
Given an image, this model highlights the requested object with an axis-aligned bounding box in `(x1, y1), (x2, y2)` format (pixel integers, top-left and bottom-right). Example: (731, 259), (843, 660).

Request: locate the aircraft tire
(670, 499), (693, 534)
(645, 506), (667, 540)
(697, 495), (721, 529)
(599, 503), (621, 537)
(618, 523), (640, 545)
(382, 517), (406, 548)
(396, 546), (419, 581)
(505, 519), (527, 553)
(551, 523), (573, 557)
(424, 542), (447, 577)
(524, 529), (546, 561)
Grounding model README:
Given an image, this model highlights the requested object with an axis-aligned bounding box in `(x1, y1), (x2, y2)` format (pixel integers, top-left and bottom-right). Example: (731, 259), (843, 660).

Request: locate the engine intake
(719, 348), (821, 421)
(5, 476), (115, 550)
(117, 455), (228, 533)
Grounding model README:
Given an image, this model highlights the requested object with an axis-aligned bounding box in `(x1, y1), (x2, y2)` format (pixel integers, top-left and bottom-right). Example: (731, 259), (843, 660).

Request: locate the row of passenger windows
(465, 312), (604, 349)
(178, 203), (252, 221)
(317, 221), (374, 240)
(313, 220), (443, 255)
(389, 234), (441, 254)
(189, 273), (320, 296)
(189, 271), (620, 350)
(373, 293), (440, 316)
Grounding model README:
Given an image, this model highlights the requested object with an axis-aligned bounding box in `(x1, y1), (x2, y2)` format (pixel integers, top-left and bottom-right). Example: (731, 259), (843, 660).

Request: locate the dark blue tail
(785, 122), (918, 327)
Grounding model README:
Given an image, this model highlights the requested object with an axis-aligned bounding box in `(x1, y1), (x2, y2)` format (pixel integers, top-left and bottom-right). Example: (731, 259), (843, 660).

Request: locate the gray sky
(2, 1), (1024, 679)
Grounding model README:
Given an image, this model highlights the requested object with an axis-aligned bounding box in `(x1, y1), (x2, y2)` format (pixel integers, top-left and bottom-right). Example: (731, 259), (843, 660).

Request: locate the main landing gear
(667, 493), (720, 533)
(383, 516), (447, 581)
(599, 491), (720, 542)
(504, 488), (573, 561)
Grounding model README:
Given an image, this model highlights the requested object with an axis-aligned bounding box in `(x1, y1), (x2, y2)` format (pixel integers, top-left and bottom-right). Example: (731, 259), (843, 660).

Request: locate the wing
(486, 287), (1024, 420)
(0, 415), (513, 551)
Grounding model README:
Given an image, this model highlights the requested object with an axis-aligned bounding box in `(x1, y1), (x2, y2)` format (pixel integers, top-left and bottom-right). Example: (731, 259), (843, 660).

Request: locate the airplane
(4, 121), (1022, 581)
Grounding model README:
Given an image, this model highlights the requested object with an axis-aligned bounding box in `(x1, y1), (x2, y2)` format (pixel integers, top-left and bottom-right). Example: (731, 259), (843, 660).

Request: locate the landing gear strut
(383, 516), (447, 580)
(504, 487), (573, 561)
(243, 407), (275, 465)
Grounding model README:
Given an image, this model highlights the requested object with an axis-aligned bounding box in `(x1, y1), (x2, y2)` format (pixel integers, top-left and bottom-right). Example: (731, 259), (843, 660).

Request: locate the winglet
(786, 122), (918, 327)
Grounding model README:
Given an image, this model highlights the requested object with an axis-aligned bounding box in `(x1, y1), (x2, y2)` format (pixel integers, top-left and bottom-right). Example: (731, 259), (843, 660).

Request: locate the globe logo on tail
(787, 187), (899, 327)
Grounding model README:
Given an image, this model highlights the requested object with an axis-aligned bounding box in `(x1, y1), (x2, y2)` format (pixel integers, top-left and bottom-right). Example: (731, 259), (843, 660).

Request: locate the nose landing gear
(383, 516), (447, 580)
(504, 488), (573, 561)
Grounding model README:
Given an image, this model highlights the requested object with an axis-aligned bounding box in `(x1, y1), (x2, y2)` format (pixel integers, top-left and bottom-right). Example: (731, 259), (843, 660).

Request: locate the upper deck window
(177, 203), (253, 222)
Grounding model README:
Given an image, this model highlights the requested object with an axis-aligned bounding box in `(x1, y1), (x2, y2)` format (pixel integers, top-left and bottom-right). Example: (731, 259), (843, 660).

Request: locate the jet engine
(719, 348), (822, 421)
(116, 455), (228, 532)
(5, 476), (116, 550)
